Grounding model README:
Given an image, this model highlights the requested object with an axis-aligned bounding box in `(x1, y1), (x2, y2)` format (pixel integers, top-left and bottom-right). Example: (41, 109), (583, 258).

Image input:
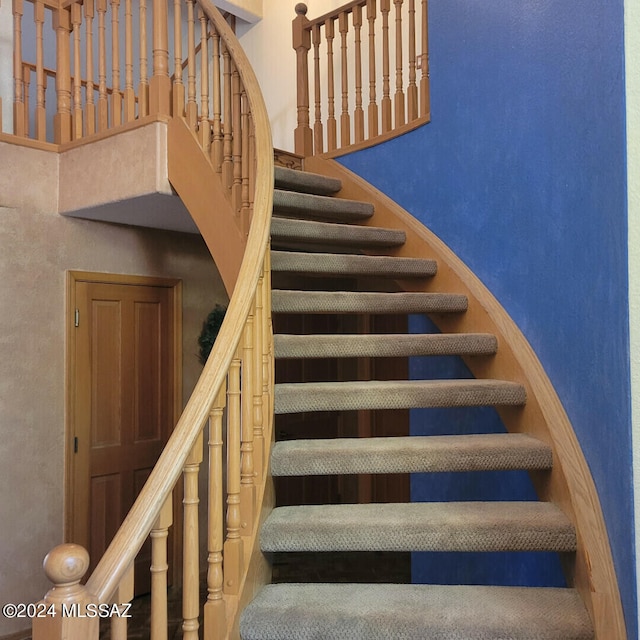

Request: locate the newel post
(149, 0), (171, 116)
(292, 3), (312, 156)
(31, 544), (99, 640)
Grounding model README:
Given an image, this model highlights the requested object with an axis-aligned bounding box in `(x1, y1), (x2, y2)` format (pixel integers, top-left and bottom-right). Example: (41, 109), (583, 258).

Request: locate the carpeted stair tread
(274, 379), (526, 414)
(272, 290), (468, 314)
(271, 250), (437, 278)
(239, 583), (593, 640)
(274, 165), (342, 196)
(271, 216), (406, 248)
(270, 433), (552, 476)
(260, 502), (575, 553)
(273, 189), (374, 222)
(274, 332), (498, 359)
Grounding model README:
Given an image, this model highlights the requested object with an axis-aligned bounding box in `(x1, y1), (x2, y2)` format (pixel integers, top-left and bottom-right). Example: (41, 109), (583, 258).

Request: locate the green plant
(198, 305), (227, 365)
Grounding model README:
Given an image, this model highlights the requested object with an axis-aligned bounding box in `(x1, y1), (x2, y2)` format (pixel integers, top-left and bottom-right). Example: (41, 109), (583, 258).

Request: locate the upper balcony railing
(292, 0), (430, 158)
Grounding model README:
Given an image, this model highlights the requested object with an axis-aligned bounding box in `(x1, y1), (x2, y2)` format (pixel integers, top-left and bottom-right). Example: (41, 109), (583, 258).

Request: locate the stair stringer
(304, 155), (626, 640)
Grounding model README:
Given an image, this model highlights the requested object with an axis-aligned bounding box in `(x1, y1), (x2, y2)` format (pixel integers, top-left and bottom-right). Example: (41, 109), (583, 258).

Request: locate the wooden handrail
(293, 0), (430, 157)
(27, 0), (274, 638)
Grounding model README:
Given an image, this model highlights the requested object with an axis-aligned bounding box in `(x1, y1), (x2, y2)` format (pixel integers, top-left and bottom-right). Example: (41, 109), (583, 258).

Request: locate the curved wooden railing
(22, 1), (275, 639)
(293, 0), (431, 157)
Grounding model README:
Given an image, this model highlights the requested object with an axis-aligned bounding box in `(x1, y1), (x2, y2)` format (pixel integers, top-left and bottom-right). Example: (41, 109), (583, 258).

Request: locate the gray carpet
(240, 584), (593, 640)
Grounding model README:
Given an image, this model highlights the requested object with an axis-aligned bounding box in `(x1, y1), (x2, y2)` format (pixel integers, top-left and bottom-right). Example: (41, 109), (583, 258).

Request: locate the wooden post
(339, 11), (350, 147)
(198, 7), (210, 151)
(13, 0), (25, 137)
(353, 5), (365, 143)
(240, 313), (256, 536)
(172, 0), (185, 116)
(419, 0), (430, 117)
(110, 564), (134, 640)
(71, 3), (84, 140)
(97, 0), (108, 130)
(34, 0), (46, 141)
(325, 17), (337, 151)
(149, 0), (171, 116)
(85, 0), (96, 135)
(292, 3), (312, 156)
(31, 544), (99, 640)
(224, 352), (244, 595)
(182, 433), (203, 640)
(186, 0), (197, 129)
(367, 0), (378, 138)
(150, 496), (172, 640)
(393, 0), (405, 127)
(311, 24), (323, 154)
(204, 386), (227, 640)
(380, 0), (391, 133)
(253, 284), (265, 478)
(110, 0), (122, 126)
(54, 6), (72, 144)
(138, 0), (149, 117)
(407, 0), (418, 120)
(124, 0), (136, 122)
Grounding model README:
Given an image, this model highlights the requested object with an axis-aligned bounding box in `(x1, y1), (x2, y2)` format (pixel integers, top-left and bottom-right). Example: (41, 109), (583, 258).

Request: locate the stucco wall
(339, 0), (635, 636)
(0, 142), (225, 636)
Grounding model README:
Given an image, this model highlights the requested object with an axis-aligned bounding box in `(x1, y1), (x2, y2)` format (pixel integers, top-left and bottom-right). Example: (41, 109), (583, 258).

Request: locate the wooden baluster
(31, 544), (99, 640)
(407, 0), (418, 120)
(12, 0), (25, 137)
(366, 0), (378, 138)
(84, 0), (96, 135)
(22, 63), (30, 137)
(240, 313), (255, 536)
(110, 564), (134, 640)
(248, 112), (256, 209)
(420, 0), (430, 117)
(224, 351), (244, 595)
(353, 5), (365, 143)
(138, 0), (149, 117)
(231, 64), (242, 215)
(380, 0), (391, 133)
(186, 0), (197, 129)
(149, 0), (171, 115)
(97, 0), (108, 130)
(198, 7), (210, 151)
(222, 44), (233, 193)
(124, 0), (136, 121)
(211, 30), (223, 172)
(54, 6), (72, 143)
(71, 3), (83, 140)
(150, 496), (172, 640)
(204, 386), (227, 640)
(262, 252), (273, 428)
(34, 0), (46, 140)
(110, 0), (122, 126)
(253, 280), (265, 477)
(292, 3), (312, 156)
(339, 11), (350, 147)
(311, 24), (323, 154)
(172, 0), (184, 116)
(241, 90), (251, 231)
(393, 0), (405, 126)
(325, 17), (337, 151)
(182, 433), (203, 640)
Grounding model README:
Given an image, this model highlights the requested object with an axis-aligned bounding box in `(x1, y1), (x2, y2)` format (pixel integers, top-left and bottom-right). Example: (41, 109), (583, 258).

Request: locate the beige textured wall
(0, 142), (226, 636)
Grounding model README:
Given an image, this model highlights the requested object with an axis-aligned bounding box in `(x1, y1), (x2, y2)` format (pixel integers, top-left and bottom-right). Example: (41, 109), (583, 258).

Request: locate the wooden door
(68, 274), (180, 593)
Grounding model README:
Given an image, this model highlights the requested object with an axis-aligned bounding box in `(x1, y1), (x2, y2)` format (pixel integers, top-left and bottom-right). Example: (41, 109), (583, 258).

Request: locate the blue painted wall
(339, 0), (635, 635)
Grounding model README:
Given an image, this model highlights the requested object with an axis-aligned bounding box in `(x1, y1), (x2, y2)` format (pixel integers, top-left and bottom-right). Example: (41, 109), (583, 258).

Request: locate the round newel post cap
(43, 543), (90, 587)
(295, 3), (308, 16)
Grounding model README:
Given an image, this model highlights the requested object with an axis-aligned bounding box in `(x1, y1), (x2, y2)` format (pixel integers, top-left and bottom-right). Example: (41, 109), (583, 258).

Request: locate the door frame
(64, 270), (183, 575)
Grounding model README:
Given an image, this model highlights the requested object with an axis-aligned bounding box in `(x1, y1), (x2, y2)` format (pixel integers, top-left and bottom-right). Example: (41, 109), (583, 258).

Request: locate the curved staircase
(239, 165), (599, 639)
